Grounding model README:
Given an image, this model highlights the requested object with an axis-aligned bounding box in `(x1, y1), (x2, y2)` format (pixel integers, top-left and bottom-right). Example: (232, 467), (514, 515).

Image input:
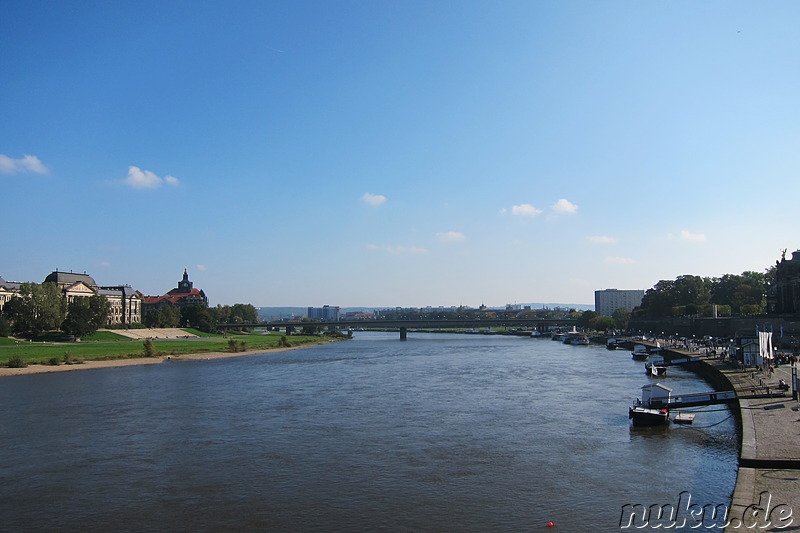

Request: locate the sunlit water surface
(0, 333), (738, 531)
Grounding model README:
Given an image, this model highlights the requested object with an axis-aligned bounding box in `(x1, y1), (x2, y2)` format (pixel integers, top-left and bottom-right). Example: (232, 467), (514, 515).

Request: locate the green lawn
(0, 333), (339, 366)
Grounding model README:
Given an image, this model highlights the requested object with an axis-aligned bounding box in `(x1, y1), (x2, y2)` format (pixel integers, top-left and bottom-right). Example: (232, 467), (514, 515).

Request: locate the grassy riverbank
(0, 331), (336, 367)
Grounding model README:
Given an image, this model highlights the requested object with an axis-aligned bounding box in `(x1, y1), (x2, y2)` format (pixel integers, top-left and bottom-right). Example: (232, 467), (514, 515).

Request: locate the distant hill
(257, 303), (593, 320)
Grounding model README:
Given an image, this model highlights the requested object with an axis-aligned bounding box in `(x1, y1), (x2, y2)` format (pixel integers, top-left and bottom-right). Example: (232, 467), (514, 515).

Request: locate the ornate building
(769, 250), (800, 314)
(0, 271), (142, 325)
(141, 268), (208, 310)
(43, 270), (142, 325)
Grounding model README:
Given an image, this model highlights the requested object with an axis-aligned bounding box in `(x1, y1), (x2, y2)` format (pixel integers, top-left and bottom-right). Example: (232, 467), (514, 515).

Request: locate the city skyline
(3, 2), (799, 307)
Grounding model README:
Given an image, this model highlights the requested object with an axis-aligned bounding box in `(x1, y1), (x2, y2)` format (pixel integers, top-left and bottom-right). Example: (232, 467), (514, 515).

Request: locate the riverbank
(0, 344), (318, 377)
(629, 340), (800, 530)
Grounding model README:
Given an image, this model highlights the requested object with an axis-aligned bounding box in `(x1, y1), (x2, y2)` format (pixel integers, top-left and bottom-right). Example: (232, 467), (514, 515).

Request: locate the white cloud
(366, 244), (428, 255)
(604, 256), (635, 264)
(588, 235), (617, 244)
(362, 192), (387, 206)
(0, 154), (49, 175)
(509, 203), (542, 217)
(122, 166), (181, 189)
(680, 230), (706, 243)
(197, 264), (207, 271)
(98, 261), (111, 268)
(437, 231), (466, 243)
(552, 198), (578, 214)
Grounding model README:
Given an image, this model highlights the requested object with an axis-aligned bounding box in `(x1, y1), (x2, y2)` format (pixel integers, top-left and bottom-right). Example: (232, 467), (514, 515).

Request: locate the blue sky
(2, 1), (799, 307)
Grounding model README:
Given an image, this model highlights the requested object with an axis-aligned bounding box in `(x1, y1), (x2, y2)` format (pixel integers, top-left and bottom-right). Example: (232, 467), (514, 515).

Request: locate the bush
(143, 339), (156, 357)
(63, 352), (74, 364)
(278, 335), (291, 348)
(227, 339), (248, 353)
(48, 357), (60, 366)
(7, 356), (27, 368)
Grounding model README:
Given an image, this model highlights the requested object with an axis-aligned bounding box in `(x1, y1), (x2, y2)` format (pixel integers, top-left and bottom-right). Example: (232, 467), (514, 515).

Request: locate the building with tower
(141, 268), (208, 311)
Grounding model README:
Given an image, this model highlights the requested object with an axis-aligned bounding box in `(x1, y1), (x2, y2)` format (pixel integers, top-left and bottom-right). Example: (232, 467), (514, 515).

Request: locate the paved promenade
(646, 342), (800, 531)
(710, 358), (800, 531)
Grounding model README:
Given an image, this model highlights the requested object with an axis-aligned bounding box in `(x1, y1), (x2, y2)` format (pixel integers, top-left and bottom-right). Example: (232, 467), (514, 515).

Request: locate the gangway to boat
(646, 390), (738, 409)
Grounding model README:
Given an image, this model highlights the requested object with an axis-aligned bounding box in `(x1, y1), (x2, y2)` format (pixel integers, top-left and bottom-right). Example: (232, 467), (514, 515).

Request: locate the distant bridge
(218, 318), (578, 340)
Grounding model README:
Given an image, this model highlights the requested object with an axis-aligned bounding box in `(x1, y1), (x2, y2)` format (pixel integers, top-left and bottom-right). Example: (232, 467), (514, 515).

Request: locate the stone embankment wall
(629, 315), (800, 341)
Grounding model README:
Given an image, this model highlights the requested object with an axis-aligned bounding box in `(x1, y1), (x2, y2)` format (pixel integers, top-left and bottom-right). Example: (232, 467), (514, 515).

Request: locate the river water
(0, 332), (737, 532)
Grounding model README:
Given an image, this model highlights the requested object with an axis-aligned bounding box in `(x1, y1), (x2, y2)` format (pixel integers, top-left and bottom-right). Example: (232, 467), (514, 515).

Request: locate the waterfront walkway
(711, 359), (800, 531)
(643, 342), (800, 530)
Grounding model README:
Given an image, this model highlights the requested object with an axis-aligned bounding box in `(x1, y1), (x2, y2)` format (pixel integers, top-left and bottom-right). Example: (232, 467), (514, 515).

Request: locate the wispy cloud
(98, 261), (111, 268)
(367, 244), (428, 255)
(502, 203), (542, 217)
(362, 193), (387, 206)
(437, 231), (466, 243)
(551, 198), (578, 214)
(197, 264), (207, 271)
(0, 154), (49, 175)
(604, 256), (635, 264)
(679, 230), (706, 243)
(122, 166), (180, 189)
(587, 235), (617, 244)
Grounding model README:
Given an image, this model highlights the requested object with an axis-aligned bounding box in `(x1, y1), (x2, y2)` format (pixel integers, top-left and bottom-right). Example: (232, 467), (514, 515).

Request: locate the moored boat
(629, 406), (670, 426)
(631, 345), (648, 360)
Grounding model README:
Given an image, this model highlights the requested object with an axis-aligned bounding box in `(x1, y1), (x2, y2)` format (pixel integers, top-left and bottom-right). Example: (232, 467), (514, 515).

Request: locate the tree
(576, 310), (598, 329)
(590, 316), (617, 332)
(62, 295), (110, 338)
(612, 307), (631, 330)
(62, 300), (95, 338)
(3, 283), (66, 337)
(87, 294), (110, 330)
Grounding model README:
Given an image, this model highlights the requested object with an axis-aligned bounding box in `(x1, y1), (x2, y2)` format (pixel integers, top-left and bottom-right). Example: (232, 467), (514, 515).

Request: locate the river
(0, 332), (738, 531)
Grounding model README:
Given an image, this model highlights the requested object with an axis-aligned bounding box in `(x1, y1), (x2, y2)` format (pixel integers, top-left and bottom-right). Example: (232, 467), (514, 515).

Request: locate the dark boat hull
(629, 407), (670, 426)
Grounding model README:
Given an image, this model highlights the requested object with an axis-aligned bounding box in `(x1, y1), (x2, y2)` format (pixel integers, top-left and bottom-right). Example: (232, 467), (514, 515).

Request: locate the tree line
(635, 271), (772, 318)
(143, 303), (258, 332)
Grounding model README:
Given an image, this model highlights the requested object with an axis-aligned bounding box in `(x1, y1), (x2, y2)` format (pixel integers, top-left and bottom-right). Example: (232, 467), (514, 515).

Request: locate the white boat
(566, 334), (590, 345)
(551, 333), (566, 342)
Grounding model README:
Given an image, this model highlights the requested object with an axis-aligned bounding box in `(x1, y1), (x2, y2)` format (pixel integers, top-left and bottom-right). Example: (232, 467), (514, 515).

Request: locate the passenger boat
(606, 338), (619, 350)
(631, 345), (649, 360)
(629, 405), (670, 426)
(565, 334), (590, 345)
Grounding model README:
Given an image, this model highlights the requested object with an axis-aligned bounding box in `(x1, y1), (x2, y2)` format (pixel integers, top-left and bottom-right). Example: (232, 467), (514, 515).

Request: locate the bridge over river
(218, 318), (578, 340)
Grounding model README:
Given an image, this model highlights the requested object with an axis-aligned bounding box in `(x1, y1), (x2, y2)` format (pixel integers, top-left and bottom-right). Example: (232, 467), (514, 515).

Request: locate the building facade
(770, 250), (800, 314)
(308, 305), (340, 321)
(0, 271), (142, 325)
(595, 289), (645, 317)
(43, 271), (142, 325)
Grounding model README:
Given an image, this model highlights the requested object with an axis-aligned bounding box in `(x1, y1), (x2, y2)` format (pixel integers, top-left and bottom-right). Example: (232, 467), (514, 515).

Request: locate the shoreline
(0, 345), (308, 377)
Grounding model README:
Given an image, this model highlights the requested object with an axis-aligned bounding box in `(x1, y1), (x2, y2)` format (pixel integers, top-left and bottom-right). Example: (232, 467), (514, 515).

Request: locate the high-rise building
(594, 289), (644, 316)
(308, 305), (340, 321)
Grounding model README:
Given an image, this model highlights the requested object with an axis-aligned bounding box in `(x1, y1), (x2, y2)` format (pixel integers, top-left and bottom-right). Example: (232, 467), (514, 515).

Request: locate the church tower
(176, 267), (193, 293)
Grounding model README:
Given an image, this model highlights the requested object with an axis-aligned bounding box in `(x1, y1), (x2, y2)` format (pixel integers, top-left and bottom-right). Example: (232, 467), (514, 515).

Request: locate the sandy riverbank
(0, 346), (305, 377)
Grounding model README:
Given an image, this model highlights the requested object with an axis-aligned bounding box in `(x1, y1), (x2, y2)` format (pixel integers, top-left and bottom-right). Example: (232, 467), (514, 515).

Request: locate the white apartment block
(594, 289), (644, 316)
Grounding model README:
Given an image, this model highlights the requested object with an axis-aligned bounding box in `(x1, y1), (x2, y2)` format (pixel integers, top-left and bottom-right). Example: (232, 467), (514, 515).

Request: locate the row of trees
(143, 303), (258, 333)
(636, 271), (772, 318)
(0, 282), (109, 338)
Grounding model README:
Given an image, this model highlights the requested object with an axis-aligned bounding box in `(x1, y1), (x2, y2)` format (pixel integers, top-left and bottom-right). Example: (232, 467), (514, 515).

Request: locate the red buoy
(547, 521), (555, 527)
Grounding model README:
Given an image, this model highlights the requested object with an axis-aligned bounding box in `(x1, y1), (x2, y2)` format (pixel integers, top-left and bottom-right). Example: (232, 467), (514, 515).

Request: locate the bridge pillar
(400, 327), (407, 341)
